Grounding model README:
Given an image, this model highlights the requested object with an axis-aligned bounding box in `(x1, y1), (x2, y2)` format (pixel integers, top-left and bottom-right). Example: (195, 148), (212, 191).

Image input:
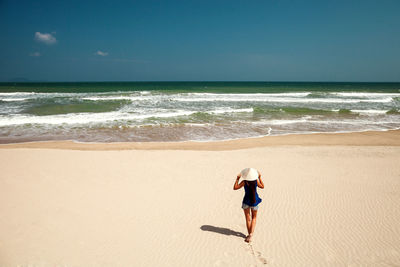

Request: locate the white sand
(1, 140), (400, 266)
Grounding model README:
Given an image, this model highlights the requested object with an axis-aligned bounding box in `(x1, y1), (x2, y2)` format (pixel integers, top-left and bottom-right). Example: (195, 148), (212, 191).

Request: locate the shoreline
(1, 129), (399, 150)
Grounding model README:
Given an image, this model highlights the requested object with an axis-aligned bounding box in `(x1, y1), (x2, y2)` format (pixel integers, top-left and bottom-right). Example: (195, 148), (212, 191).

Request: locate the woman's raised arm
(257, 171), (264, 189)
(233, 173), (244, 190)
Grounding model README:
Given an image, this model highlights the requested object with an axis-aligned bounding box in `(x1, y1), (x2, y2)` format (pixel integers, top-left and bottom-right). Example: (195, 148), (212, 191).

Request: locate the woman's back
(243, 180), (262, 206)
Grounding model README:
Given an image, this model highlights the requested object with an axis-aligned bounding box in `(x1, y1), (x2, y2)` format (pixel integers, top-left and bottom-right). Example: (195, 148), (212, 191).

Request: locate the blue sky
(0, 0), (399, 82)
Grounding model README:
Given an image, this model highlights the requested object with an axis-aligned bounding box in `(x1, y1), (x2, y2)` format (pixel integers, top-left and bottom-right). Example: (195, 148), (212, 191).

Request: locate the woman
(233, 167), (264, 242)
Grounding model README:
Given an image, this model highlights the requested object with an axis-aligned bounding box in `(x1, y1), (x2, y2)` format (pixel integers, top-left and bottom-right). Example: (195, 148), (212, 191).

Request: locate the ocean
(0, 82), (399, 143)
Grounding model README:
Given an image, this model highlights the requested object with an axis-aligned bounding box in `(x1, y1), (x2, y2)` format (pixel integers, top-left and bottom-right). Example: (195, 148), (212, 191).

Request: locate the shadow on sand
(200, 225), (246, 238)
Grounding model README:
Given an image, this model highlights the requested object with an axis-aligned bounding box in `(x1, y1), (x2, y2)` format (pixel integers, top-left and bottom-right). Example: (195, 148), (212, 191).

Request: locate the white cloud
(95, 50), (108, 57)
(29, 52), (41, 57)
(95, 50), (109, 56)
(34, 32), (57, 45)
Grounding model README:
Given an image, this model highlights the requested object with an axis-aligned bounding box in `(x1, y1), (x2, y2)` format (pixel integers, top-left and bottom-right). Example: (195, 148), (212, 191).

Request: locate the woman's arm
(257, 171), (265, 189)
(233, 173), (244, 190)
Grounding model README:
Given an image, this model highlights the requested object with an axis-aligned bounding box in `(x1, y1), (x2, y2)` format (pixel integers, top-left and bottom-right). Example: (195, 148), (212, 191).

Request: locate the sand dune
(1, 134), (400, 266)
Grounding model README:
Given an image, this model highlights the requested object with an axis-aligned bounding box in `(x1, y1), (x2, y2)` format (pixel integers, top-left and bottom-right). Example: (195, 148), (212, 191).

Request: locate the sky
(0, 0), (399, 82)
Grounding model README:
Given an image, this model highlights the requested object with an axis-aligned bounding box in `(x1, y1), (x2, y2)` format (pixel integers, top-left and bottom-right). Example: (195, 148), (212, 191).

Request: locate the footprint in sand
(246, 245), (268, 265)
(255, 251), (268, 265)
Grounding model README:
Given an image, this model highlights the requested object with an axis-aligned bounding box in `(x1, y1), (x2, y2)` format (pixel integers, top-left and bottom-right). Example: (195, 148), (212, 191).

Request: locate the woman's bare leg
(247, 209), (258, 242)
(243, 208), (251, 235)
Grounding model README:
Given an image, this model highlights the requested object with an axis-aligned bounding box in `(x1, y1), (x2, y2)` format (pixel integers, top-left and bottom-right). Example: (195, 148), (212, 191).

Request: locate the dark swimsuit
(243, 182), (262, 207)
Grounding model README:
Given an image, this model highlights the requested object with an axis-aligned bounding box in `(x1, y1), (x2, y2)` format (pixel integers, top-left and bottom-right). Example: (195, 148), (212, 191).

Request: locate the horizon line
(2, 80), (400, 83)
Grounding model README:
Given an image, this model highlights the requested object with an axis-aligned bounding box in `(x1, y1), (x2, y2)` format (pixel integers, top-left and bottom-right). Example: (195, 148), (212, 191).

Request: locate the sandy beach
(1, 130), (400, 266)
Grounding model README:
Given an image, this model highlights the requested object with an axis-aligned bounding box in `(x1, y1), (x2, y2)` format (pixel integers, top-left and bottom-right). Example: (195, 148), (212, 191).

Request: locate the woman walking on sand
(233, 168), (264, 242)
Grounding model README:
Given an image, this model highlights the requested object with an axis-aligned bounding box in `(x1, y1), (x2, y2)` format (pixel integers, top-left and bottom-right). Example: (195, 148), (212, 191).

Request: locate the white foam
(0, 107), (258, 126)
(208, 108), (254, 114)
(0, 92), (78, 98)
(0, 110), (196, 126)
(82, 95), (159, 102)
(332, 92), (400, 97)
(250, 118), (400, 127)
(0, 92), (36, 96)
(188, 92), (311, 97)
(172, 96), (393, 103)
(185, 123), (210, 127)
(252, 118), (309, 125)
(1, 90), (399, 142)
(0, 92), (145, 101)
(269, 119), (308, 125)
(82, 96), (140, 101)
(350, 109), (388, 114)
(1, 98), (29, 102)
(306, 119), (400, 125)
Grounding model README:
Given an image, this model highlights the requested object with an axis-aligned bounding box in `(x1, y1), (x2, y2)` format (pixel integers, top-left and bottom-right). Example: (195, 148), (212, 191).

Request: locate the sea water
(0, 82), (399, 143)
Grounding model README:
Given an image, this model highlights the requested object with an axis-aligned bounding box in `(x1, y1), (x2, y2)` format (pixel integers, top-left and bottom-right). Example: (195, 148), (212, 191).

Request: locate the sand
(1, 131), (400, 266)
(1, 129), (400, 150)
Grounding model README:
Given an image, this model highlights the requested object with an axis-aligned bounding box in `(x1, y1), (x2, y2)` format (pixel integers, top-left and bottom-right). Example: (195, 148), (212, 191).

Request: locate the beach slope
(1, 133), (400, 266)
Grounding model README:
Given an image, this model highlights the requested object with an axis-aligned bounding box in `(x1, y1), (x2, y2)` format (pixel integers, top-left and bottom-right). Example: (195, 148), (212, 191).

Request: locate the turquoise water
(1, 81), (400, 93)
(0, 82), (399, 143)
